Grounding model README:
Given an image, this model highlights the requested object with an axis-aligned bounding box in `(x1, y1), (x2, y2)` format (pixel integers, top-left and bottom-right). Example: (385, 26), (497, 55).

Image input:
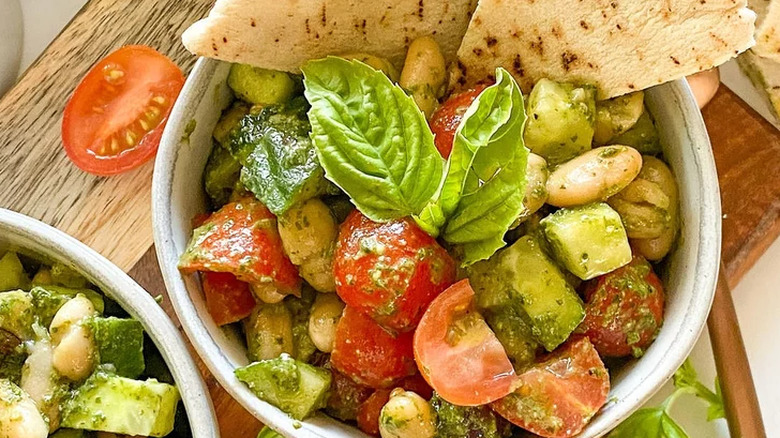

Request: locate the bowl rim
(0, 207), (220, 438)
(152, 56), (721, 437)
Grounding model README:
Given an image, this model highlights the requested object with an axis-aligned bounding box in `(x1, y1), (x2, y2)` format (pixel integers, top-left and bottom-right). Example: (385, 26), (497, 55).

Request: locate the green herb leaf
(257, 426), (283, 438)
(607, 408), (689, 438)
(672, 359), (725, 421)
(227, 98), (333, 215)
(302, 57), (443, 221)
(438, 68), (529, 265)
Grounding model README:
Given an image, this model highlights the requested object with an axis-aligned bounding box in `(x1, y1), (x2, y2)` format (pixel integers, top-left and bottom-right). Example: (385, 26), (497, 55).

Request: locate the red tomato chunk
(200, 271), (256, 326)
(331, 306), (417, 389)
(491, 336), (610, 438)
(577, 255), (665, 357)
(178, 198), (300, 295)
(334, 210), (456, 333)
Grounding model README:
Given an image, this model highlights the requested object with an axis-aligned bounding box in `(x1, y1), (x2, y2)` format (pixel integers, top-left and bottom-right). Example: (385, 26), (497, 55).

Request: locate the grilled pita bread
(182, 0), (478, 72)
(452, 0), (756, 99)
(751, 0), (780, 62)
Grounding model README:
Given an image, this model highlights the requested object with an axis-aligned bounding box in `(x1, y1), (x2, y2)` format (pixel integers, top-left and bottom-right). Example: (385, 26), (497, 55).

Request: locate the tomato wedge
(490, 336), (610, 438)
(62, 45), (184, 175)
(200, 272), (256, 326)
(413, 279), (516, 406)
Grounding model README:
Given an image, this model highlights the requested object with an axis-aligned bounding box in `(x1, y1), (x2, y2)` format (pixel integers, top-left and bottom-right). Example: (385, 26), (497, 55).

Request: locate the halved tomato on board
(62, 45), (185, 175)
(413, 279), (516, 406)
(490, 336), (610, 438)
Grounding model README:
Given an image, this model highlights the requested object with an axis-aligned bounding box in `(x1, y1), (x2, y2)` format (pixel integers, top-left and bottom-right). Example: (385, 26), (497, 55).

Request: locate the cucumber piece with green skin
(50, 262), (89, 289)
(593, 91), (645, 145)
(524, 79), (596, 165)
(468, 236), (584, 351)
(257, 426), (284, 438)
(235, 353), (331, 420)
(483, 307), (538, 368)
(611, 110), (662, 155)
(213, 103), (250, 146)
(430, 393), (511, 438)
(203, 143), (242, 209)
(228, 64), (298, 105)
(49, 429), (89, 438)
(0, 252), (30, 292)
(85, 317), (145, 378)
(0, 290), (35, 341)
(541, 203), (632, 280)
(61, 371), (180, 437)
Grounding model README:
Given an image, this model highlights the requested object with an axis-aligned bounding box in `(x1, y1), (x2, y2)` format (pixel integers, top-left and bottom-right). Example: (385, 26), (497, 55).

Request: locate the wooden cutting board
(0, 0), (779, 436)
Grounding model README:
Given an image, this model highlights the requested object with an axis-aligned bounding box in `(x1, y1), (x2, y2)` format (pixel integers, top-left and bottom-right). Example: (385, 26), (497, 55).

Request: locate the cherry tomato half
(414, 279), (516, 406)
(490, 336), (610, 438)
(62, 45), (184, 175)
(577, 255), (665, 357)
(200, 271), (256, 326)
(334, 210), (456, 333)
(429, 85), (488, 158)
(331, 306), (417, 389)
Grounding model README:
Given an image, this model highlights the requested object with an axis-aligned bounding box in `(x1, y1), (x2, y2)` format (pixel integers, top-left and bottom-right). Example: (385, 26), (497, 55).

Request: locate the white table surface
(7, 1), (780, 436)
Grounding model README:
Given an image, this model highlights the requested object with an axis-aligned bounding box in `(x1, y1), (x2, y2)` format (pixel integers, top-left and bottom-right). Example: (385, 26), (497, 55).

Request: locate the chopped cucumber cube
(469, 236), (585, 351)
(61, 371), (180, 437)
(524, 79), (596, 165)
(228, 64), (298, 105)
(0, 252), (30, 292)
(541, 202), (632, 280)
(85, 317), (145, 378)
(0, 290), (34, 341)
(235, 353), (331, 420)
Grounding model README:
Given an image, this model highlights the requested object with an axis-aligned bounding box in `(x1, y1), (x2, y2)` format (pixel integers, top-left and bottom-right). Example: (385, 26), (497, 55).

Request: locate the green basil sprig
(302, 57), (443, 221)
(303, 59), (528, 265)
(607, 359), (724, 438)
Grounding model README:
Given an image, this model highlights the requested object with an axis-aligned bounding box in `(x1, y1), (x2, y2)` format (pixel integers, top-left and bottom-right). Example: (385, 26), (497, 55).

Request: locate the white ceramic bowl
(152, 58), (721, 437)
(0, 208), (220, 438)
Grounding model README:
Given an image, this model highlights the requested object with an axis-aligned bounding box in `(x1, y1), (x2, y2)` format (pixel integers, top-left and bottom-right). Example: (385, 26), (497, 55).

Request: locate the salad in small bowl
(0, 209), (218, 438)
(154, 28), (721, 437)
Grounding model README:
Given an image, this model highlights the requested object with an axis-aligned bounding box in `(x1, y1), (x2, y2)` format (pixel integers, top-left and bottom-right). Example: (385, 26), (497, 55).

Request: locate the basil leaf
(607, 408), (689, 438)
(302, 57), (443, 221)
(439, 68), (529, 265)
(227, 98), (333, 215)
(672, 359), (725, 421)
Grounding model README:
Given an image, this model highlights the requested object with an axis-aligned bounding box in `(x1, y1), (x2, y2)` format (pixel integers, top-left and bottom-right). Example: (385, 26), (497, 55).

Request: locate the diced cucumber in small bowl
(0, 209), (218, 437)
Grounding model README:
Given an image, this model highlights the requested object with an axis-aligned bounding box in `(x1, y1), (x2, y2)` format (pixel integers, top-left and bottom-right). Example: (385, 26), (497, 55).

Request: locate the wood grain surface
(0, 0), (779, 436)
(0, 0), (213, 272)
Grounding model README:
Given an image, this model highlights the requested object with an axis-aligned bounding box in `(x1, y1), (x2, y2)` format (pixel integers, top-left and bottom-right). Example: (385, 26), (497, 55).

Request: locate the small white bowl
(0, 208), (220, 438)
(153, 57), (721, 437)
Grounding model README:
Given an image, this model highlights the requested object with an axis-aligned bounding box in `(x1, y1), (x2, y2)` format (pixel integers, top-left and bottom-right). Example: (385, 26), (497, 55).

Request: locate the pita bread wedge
(751, 0), (780, 62)
(737, 49), (780, 117)
(453, 0), (756, 99)
(182, 0), (478, 72)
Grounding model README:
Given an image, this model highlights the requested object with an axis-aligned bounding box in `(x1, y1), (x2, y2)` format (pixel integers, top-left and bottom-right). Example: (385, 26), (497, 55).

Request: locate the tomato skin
(414, 279), (516, 406)
(200, 272), (256, 326)
(334, 210), (456, 333)
(429, 85), (488, 158)
(178, 198), (300, 294)
(331, 306), (417, 388)
(62, 45), (184, 176)
(356, 389), (391, 436)
(577, 255), (665, 357)
(490, 336), (610, 438)
(326, 369), (375, 421)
